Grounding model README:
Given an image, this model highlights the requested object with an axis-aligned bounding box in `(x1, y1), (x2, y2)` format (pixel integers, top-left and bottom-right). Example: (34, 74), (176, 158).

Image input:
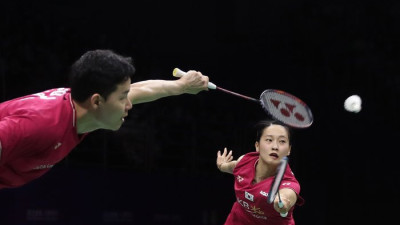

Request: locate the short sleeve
(280, 170), (305, 206)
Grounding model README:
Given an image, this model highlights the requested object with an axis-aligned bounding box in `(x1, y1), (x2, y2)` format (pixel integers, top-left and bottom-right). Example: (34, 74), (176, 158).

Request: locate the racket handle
(278, 201), (288, 217)
(173, 68), (217, 90)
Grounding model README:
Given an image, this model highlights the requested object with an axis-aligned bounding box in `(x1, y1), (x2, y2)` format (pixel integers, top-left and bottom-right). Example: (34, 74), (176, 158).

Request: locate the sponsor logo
(260, 191), (268, 197)
(250, 205), (264, 215)
(54, 142), (62, 150)
(237, 197), (267, 220)
(33, 165), (54, 170)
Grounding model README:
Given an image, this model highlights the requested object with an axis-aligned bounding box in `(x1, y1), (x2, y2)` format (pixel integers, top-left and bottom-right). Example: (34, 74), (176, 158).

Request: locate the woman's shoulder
(243, 151), (259, 160)
(236, 151), (259, 167)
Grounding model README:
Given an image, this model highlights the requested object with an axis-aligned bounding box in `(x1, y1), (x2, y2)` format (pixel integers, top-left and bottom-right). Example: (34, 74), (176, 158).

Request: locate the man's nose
(126, 99), (133, 110)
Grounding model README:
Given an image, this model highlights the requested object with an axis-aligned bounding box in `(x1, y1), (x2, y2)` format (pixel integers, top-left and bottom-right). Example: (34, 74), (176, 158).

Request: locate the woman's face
(255, 124), (291, 166)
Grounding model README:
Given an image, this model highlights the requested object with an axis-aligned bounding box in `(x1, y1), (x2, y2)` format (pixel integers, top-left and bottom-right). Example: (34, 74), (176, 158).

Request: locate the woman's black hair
(254, 120), (292, 145)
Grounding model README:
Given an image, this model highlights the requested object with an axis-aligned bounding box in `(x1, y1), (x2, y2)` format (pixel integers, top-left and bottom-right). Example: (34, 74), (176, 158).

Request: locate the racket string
(260, 90), (313, 128)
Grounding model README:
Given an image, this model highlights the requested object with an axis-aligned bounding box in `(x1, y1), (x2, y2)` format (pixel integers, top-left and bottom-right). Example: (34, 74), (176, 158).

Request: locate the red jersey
(224, 152), (304, 225)
(0, 88), (86, 189)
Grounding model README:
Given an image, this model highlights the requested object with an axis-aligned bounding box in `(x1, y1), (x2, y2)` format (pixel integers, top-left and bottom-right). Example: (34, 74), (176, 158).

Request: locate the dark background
(1, 0), (399, 224)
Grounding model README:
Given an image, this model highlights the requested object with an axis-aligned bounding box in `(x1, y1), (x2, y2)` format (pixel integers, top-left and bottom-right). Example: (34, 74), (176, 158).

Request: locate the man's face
(96, 79), (132, 131)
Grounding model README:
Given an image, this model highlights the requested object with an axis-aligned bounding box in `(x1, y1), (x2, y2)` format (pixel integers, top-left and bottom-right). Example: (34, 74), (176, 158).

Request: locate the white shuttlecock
(344, 95), (362, 113)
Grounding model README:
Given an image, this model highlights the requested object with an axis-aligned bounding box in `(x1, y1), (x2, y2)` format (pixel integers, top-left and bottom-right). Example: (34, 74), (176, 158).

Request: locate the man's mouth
(121, 114), (128, 122)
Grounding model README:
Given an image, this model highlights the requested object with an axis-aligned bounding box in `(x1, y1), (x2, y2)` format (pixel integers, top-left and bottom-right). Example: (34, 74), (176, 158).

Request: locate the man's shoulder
(6, 88), (70, 110)
(0, 88), (73, 130)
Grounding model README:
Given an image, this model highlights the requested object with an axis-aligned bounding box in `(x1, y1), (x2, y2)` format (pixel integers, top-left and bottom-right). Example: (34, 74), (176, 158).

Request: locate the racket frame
(267, 156), (289, 204)
(267, 156), (289, 217)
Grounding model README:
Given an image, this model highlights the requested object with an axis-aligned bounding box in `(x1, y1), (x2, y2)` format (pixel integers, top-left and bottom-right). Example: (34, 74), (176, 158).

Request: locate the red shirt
(224, 152), (304, 225)
(0, 88), (86, 189)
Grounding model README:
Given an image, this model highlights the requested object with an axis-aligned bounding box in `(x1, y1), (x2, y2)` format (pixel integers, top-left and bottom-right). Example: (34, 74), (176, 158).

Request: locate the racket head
(267, 156), (289, 204)
(260, 89), (313, 128)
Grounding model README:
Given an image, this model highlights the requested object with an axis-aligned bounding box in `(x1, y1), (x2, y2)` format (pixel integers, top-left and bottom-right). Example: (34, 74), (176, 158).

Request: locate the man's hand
(177, 70), (209, 94)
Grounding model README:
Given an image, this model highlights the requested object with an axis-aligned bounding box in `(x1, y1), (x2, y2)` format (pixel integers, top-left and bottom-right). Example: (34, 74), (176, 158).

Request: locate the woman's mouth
(269, 153), (279, 160)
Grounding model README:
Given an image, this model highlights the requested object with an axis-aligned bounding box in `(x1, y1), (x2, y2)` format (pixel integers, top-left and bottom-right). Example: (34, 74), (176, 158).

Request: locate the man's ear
(90, 94), (102, 109)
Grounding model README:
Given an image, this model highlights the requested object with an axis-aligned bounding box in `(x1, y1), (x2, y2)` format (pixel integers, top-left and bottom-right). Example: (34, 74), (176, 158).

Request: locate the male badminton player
(216, 120), (304, 225)
(0, 49), (209, 189)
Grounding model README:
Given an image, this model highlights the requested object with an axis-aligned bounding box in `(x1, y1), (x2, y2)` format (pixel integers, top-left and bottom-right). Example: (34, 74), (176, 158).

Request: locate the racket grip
(278, 201), (288, 217)
(173, 68), (217, 89)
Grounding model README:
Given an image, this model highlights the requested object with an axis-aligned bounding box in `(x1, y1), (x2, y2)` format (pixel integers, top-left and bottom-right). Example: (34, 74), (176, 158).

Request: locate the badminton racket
(173, 68), (313, 128)
(267, 156), (289, 217)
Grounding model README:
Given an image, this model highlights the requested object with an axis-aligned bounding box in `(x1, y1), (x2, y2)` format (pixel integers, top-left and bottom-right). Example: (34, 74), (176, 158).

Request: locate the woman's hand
(216, 147), (233, 171)
(273, 188), (297, 217)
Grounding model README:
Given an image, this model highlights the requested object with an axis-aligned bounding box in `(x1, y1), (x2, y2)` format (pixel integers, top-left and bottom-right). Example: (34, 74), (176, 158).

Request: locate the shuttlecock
(344, 95), (362, 113)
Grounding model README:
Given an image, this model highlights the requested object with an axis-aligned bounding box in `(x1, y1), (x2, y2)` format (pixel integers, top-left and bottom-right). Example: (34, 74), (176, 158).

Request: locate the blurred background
(0, 0), (399, 224)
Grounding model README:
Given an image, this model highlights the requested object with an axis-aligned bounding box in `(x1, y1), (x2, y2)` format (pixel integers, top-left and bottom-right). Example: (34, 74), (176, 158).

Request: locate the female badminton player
(216, 120), (304, 225)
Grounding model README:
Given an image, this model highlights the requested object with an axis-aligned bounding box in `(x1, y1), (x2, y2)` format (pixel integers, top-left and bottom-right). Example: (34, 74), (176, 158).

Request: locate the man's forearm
(128, 71), (208, 105)
(128, 80), (185, 105)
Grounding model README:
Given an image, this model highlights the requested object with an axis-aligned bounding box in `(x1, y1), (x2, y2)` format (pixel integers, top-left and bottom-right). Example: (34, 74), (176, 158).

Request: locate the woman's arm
(273, 188), (298, 215)
(216, 147), (244, 174)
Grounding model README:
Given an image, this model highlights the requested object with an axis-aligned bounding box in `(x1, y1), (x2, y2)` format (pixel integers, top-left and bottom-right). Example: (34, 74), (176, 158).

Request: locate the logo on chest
(245, 191), (254, 202)
(33, 164), (54, 170)
(260, 191), (268, 197)
(54, 142), (62, 150)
